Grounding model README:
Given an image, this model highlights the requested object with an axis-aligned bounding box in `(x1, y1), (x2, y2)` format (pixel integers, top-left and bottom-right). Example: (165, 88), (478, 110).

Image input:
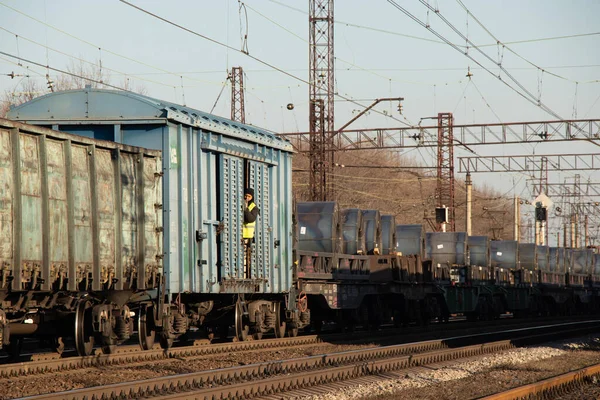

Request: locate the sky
(1, 0), (599, 245)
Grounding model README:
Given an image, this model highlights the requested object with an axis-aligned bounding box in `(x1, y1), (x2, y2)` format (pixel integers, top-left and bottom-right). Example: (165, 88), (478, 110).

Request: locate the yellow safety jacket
(243, 203), (256, 239)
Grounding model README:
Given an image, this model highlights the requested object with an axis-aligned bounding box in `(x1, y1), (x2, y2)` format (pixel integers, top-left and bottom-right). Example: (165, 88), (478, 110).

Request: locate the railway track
(481, 362), (600, 400)
(17, 320), (600, 400)
(0, 315), (591, 379)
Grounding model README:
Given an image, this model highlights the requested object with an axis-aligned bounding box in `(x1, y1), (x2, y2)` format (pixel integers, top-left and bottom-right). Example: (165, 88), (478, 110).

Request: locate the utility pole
(514, 196), (520, 241)
(309, 0), (334, 201)
(466, 172), (472, 236)
(230, 67), (245, 123)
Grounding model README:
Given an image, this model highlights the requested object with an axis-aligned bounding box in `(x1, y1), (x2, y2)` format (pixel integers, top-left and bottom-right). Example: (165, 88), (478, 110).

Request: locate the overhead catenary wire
(118, 0), (413, 128)
(401, 0), (564, 120)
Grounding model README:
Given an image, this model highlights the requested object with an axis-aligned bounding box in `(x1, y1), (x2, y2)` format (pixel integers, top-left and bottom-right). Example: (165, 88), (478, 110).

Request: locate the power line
(0, 1), (218, 87)
(0, 51), (129, 91)
(0, 26), (176, 89)
(119, 0), (412, 128)
(387, 0), (564, 121)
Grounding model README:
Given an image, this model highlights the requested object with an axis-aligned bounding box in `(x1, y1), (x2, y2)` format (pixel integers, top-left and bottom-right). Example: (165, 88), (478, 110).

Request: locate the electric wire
(0, 1), (219, 86)
(405, 0), (564, 120)
(0, 27), (176, 89)
(118, 0), (413, 128)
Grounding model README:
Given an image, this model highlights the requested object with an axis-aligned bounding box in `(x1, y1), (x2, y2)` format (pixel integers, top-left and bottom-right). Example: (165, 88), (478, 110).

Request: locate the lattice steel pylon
(437, 112), (455, 231)
(231, 66), (245, 123)
(309, 0), (334, 201)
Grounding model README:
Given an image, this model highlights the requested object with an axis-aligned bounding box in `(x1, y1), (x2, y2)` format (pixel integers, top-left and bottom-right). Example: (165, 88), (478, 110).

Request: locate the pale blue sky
(1, 0), (599, 244)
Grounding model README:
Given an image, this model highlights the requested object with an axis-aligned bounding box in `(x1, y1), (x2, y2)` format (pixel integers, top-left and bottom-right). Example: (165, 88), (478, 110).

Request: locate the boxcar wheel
(138, 304), (156, 350)
(75, 299), (95, 356)
(235, 301), (249, 342)
(274, 303), (286, 338)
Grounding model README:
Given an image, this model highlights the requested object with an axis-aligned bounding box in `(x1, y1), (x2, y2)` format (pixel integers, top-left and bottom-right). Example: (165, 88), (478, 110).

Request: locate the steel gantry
(280, 119), (600, 152)
(230, 67), (246, 124)
(436, 112), (455, 231)
(458, 153), (600, 173)
(309, 0), (335, 201)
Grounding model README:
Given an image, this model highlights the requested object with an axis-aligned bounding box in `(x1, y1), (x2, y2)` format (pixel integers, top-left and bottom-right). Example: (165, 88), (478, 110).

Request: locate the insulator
(174, 312), (188, 334)
(300, 310), (311, 324)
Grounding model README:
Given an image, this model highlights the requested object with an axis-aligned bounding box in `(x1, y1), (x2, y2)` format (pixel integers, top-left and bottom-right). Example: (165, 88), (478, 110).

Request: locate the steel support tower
(437, 112), (455, 231)
(309, 0), (334, 201)
(231, 66), (245, 123)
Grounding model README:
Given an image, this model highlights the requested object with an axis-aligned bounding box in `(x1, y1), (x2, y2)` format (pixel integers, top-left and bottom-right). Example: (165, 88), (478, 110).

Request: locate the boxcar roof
(7, 87), (294, 152)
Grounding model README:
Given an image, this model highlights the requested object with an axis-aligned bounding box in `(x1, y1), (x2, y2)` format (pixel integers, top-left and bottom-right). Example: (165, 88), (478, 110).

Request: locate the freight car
(7, 88), (299, 354)
(0, 118), (162, 355)
(7, 89), (600, 357)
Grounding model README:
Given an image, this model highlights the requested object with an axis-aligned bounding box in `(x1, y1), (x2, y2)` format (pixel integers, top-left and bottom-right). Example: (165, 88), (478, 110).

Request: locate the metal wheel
(138, 304), (156, 351)
(234, 300), (249, 342)
(274, 303), (286, 338)
(74, 299), (95, 356)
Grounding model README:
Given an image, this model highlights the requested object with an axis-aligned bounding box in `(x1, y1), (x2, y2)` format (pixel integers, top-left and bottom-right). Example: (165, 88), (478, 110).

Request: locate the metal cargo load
(340, 208), (365, 255)
(395, 224), (425, 259)
(468, 236), (490, 267)
(380, 215), (397, 255)
(426, 232), (468, 266)
(569, 249), (593, 274)
(490, 240), (518, 270)
(518, 243), (537, 270)
(362, 210), (382, 255)
(297, 202), (341, 253)
(536, 245), (549, 271)
(594, 254), (600, 275)
(0, 118), (162, 293)
(548, 247), (559, 272)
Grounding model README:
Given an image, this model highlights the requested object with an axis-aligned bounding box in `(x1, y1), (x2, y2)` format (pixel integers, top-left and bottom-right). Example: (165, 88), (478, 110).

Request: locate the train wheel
(235, 300), (249, 342)
(138, 305), (156, 350)
(74, 299), (95, 356)
(274, 303), (286, 338)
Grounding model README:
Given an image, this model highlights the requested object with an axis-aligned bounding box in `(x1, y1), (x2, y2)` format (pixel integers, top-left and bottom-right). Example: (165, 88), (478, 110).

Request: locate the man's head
(244, 188), (254, 201)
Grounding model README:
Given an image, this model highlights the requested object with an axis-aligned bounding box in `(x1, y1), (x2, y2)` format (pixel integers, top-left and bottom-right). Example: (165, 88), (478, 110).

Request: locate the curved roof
(7, 87), (293, 152)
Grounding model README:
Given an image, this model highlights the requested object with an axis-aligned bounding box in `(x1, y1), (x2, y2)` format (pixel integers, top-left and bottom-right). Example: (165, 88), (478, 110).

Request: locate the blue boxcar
(8, 88), (295, 296)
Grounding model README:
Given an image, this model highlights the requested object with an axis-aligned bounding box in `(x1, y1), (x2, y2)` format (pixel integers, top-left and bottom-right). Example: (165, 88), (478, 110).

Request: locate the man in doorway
(243, 188), (259, 278)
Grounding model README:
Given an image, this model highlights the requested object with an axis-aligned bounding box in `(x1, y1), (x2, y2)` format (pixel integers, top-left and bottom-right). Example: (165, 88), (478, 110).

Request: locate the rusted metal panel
(95, 148), (117, 290)
(71, 145), (94, 289)
(0, 129), (13, 289)
(45, 139), (68, 290)
(120, 152), (138, 289)
(20, 134), (43, 290)
(0, 118), (162, 294)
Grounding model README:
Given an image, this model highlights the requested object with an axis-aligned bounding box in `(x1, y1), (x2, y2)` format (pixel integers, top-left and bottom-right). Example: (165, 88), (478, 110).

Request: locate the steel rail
(481, 363), (600, 400)
(0, 315), (594, 378)
(18, 321), (600, 400)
